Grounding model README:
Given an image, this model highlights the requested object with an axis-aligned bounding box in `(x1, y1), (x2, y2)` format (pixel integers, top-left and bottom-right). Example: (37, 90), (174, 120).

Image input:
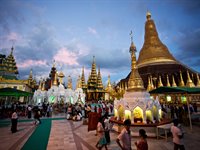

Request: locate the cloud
(175, 28), (200, 71)
(88, 27), (97, 35)
(18, 59), (47, 68)
(53, 47), (79, 66)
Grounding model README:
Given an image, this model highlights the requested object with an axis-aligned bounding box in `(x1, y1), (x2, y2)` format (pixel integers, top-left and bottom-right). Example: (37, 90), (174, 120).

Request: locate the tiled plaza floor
(0, 115), (199, 150)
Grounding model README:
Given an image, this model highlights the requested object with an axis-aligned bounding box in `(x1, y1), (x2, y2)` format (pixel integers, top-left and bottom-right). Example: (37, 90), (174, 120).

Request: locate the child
(135, 129), (148, 150)
(95, 117), (108, 150)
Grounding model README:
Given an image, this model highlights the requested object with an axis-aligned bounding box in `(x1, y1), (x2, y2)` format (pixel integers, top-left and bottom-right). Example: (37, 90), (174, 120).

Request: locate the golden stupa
(118, 12), (199, 90)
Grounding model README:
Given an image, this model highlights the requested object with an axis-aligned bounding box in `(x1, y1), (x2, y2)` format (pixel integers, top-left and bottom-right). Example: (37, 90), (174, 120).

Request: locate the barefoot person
(116, 119), (132, 150)
(171, 119), (185, 150)
(95, 117), (108, 150)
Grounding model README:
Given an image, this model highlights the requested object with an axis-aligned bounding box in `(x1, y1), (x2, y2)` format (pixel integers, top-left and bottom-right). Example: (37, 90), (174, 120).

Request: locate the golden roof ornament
(172, 75), (177, 87)
(38, 78), (42, 90)
(106, 75), (113, 92)
(127, 31), (145, 91)
(196, 73), (200, 87)
(166, 74), (171, 87)
(158, 75), (163, 87)
(58, 71), (65, 84)
(96, 67), (103, 89)
(146, 11), (151, 20)
(53, 72), (58, 86)
(147, 76), (153, 91)
(150, 75), (155, 89)
(53, 60), (56, 68)
(67, 75), (73, 89)
(186, 70), (195, 87)
(137, 12), (177, 68)
(81, 66), (87, 89)
(179, 71), (185, 87)
(76, 75), (82, 89)
(41, 79), (46, 91)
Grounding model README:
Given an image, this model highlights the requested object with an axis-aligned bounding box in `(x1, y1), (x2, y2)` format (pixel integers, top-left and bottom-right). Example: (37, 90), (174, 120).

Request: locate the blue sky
(1, 0), (200, 87)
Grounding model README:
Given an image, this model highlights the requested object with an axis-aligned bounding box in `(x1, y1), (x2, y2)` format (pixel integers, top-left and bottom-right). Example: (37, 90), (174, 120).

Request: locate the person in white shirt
(116, 119), (132, 150)
(171, 119), (185, 150)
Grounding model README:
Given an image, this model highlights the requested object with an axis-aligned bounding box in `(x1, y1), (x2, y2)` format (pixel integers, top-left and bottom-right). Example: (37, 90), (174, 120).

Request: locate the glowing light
(114, 109), (118, 117)
(125, 110), (131, 119)
(166, 95), (171, 102)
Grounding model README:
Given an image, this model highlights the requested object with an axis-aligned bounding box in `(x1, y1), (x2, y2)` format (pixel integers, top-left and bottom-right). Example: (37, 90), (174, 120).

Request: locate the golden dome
(137, 13), (177, 68)
(58, 71), (65, 78)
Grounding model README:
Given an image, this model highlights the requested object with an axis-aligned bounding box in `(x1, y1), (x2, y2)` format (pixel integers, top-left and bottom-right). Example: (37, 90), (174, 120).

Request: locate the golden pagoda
(0, 46), (34, 95)
(81, 66), (87, 91)
(127, 31), (145, 92)
(86, 57), (105, 101)
(76, 75), (82, 89)
(118, 12), (200, 91)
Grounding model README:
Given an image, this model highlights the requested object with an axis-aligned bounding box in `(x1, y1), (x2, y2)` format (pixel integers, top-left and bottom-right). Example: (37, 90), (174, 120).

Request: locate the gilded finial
(53, 72), (58, 86)
(186, 70), (195, 87)
(11, 46), (14, 55)
(166, 74), (171, 87)
(130, 30), (133, 43)
(147, 76), (153, 91)
(158, 75), (163, 87)
(42, 79), (46, 91)
(150, 75), (155, 89)
(172, 75), (177, 87)
(146, 10), (151, 20)
(179, 71), (185, 87)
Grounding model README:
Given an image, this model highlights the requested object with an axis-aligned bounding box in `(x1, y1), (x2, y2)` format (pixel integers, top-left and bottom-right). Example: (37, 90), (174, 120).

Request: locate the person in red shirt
(135, 129), (148, 150)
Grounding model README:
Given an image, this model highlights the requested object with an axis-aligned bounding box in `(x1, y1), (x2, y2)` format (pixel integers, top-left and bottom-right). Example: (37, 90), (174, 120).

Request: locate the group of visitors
(95, 117), (148, 150)
(66, 101), (114, 121)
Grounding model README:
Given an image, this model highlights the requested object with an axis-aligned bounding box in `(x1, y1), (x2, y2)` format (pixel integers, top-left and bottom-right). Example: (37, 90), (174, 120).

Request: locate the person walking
(171, 119), (185, 150)
(135, 129), (148, 150)
(104, 113), (111, 144)
(34, 109), (41, 125)
(11, 109), (18, 133)
(95, 117), (108, 150)
(116, 119), (132, 150)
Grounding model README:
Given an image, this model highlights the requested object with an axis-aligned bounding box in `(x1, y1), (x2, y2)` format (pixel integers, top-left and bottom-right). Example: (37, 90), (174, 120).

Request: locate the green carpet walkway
(21, 118), (65, 150)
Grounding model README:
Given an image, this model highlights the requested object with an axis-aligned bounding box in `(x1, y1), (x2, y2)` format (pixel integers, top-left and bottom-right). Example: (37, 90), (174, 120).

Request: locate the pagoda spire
(76, 75), (82, 89)
(147, 76), (153, 91)
(28, 69), (33, 86)
(179, 71), (185, 87)
(196, 73), (200, 87)
(172, 75), (177, 87)
(41, 79), (46, 91)
(186, 70), (195, 87)
(53, 72), (58, 86)
(158, 75), (163, 87)
(38, 78), (42, 90)
(5, 46), (19, 76)
(81, 66), (87, 90)
(87, 56), (97, 89)
(127, 31), (145, 91)
(137, 12), (176, 68)
(96, 67), (103, 90)
(166, 74), (171, 87)
(67, 75), (73, 89)
(105, 75), (113, 92)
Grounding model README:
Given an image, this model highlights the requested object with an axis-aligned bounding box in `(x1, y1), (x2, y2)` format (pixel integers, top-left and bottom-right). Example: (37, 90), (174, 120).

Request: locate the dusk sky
(1, 0), (200, 87)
